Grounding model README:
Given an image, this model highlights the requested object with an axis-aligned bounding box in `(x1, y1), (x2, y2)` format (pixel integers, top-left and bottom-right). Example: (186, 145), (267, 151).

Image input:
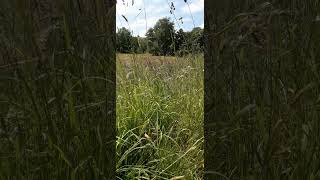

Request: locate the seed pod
(121, 15), (128, 22)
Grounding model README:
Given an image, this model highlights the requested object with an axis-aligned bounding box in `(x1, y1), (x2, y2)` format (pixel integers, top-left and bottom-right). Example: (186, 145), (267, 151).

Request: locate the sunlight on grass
(116, 54), (204, 179)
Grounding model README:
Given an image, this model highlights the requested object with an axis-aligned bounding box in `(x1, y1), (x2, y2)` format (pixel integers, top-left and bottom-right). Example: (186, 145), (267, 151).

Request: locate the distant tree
(146, 28), (160, 55)
(175, 28), (185, 51)
(189, 27), (204, 53)
(177, 27), (204, 56)
(137, 37), (148, 53)
(116, 20), (203, 56)
(146, 17), (175, 56)
(131, 36), (139, 53)
(116, 27), (151, 54)
(116, 27), (133, 53)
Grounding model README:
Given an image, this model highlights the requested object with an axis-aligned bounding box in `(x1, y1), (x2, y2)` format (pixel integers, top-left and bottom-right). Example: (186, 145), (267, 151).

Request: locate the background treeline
(116, 17), (204, 56)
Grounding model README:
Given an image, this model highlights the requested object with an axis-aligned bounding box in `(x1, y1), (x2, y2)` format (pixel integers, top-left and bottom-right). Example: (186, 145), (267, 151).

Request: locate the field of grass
(116, 53), (204, 179)
(205, 1), (320, 179)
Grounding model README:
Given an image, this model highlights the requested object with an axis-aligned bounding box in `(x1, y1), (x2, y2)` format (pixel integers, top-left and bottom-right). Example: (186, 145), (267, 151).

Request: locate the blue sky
(116, 0), (204, 37)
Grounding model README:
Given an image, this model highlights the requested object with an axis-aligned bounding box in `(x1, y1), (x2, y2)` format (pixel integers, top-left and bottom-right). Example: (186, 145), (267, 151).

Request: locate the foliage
(146, 18), (176, 56)
(0, 0), (116, 179)
(116, 18), (204, 56)
(205, 1), (320, 179)
(177, 27), (204, 57)
(116, 27), (134, 53)
(116, 54), (204, 179)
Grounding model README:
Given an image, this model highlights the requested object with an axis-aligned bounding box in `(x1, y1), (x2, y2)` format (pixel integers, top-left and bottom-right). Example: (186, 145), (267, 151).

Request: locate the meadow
(116, 53), (204, 179)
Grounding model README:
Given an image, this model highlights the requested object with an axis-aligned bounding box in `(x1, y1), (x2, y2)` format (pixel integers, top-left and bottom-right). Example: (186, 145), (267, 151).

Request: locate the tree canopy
(116, 17), (203, 56)
(146, 18), (175, 56)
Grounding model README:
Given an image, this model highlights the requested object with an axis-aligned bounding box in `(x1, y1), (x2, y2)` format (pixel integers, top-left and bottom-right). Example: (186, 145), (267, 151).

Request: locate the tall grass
(116, 54), (204, 179)
(0, 1), (116, 179)
(205, 0), (320, 179)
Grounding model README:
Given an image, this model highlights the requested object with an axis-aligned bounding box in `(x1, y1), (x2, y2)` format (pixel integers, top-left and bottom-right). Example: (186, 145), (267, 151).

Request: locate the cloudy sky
(116, 0), (204, 37)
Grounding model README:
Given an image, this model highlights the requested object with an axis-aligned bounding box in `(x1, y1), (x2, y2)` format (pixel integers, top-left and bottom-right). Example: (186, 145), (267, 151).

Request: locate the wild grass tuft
(116, 54), (204, 179)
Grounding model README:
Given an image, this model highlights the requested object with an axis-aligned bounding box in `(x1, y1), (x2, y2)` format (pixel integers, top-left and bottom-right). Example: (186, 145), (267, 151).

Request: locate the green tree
(178, 27), (203, 55)
(116, 27), (133, 53)
(175, 28), (185, 52)
(189, 27), (204, 53)
(146, 17), (175, 56)
(131, 36), (139, 53)
(137, 37), (148, 53)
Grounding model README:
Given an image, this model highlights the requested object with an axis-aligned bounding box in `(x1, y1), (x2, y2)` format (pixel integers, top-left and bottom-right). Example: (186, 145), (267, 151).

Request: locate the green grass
(205, 1), (320, 179)
(116, 54), (204, 179)
(0, 1), (116, 179)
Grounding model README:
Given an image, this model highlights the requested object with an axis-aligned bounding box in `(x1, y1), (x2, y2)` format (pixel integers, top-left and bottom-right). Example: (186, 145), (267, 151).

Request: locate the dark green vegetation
(0, 1), (116, 179)
(115, 1), (205, 179)
(116, 18), (204, 56)
(116, 54), (203, 179)
(205, 0), (320, 179)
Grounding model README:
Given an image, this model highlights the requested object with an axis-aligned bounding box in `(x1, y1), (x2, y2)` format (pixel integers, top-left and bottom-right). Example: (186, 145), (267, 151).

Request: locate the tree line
(116, 17), (204, 56)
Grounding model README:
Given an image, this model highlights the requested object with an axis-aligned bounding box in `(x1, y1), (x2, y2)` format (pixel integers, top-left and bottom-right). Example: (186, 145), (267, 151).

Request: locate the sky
(116, 0), (204, 37)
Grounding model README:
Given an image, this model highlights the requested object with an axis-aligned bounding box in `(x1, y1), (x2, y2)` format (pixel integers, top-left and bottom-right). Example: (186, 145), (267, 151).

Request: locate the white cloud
(116, 0), (204, 36)
(116, 0), (144, 16)
(182, 0), (204, 14)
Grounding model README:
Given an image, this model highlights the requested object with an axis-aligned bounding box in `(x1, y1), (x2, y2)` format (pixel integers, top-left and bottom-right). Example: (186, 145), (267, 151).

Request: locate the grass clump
(0, 1), (116, 179)
(204, 1), (320, 179)
(116, 54), (204, 179)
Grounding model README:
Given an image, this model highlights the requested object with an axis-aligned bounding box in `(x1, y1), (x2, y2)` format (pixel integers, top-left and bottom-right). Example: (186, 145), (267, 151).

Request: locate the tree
(131, 36), (139, 53)
(146, 17), (175, 56)
(177, 27), (204, 56)
(115, 19), (203, 56)
(189, 27), (204, 53)
(116, 27), (133, 53)
(136, 37), (148, 53)
(175, 28), (185, 52)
